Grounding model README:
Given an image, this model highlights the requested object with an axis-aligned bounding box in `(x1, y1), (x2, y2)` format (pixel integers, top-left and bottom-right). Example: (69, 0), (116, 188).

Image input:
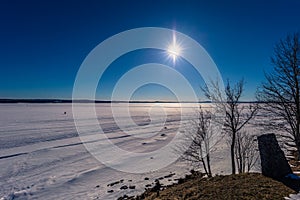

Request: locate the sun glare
(167, 32), (182, 64)
(167, 44), (181, 61)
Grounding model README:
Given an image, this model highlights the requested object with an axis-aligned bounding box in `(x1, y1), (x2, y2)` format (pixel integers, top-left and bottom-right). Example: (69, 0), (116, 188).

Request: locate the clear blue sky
(1, 0), (300, 100)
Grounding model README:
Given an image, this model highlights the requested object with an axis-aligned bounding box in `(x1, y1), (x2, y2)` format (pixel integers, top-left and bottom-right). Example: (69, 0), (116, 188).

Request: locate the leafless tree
(257, 33), (300, 159)
(235, 131), (258, 173)
(178, 106), (214, 177)
(203, 79), (258, 174)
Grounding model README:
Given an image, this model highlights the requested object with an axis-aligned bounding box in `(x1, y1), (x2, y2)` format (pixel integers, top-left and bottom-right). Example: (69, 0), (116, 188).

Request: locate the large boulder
(258, 133), (292, 180)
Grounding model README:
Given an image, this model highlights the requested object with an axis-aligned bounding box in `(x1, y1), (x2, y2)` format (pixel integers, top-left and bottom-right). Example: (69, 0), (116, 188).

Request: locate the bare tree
(178, 106), (214, 177)
(257, 33), (300, 159)
(204, 79), (258, 174)
(235, 131), (258, 173)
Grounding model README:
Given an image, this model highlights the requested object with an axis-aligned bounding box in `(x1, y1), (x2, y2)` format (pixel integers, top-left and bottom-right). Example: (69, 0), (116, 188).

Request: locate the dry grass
(287, 150), (300, 174)
(136, 173), (295, 200)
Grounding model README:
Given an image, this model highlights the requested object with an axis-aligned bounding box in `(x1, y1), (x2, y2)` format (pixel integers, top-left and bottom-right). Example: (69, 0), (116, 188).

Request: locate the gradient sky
(1, 0), (300, 101)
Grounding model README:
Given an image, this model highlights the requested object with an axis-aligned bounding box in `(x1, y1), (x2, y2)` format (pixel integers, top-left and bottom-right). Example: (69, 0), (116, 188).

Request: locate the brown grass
(136, 173), (295, 200)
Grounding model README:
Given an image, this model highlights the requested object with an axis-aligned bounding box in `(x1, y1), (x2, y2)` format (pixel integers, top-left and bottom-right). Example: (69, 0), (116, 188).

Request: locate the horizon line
(0, 98), (260, 104)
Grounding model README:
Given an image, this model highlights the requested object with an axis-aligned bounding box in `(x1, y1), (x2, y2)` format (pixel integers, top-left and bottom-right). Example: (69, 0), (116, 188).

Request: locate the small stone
(164, 173), (175, 178)
(107, 180), (120, 187)
(117, 195), (128, 200)
(120, 185), (128, 190)
(129, 185), (136, 189)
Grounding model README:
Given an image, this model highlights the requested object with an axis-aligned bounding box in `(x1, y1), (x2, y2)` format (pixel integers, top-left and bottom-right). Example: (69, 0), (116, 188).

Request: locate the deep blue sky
(1, 0), (300, 100)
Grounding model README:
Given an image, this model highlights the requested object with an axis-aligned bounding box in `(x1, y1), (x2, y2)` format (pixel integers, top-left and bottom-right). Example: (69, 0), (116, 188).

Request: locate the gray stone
(258, 133), (292, 180)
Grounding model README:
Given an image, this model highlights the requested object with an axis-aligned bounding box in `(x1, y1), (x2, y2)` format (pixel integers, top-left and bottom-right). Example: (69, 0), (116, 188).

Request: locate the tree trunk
(238, 140), (243, 173)
(201, 157), (209, 177)
(231, 131), (236, 174)
(206, 153), (212, 177)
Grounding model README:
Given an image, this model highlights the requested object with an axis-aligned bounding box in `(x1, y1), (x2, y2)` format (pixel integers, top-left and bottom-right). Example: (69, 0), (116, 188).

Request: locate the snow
(285, 194), (300, 200)
(0, 103), (244, 199)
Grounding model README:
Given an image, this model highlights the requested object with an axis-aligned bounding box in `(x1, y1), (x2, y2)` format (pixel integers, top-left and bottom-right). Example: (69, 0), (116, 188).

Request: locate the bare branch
(257, 32), (300, 159)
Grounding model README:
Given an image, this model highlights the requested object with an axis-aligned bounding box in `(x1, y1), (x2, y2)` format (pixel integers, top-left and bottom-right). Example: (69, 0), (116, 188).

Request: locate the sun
(167, 44), (181, 62)
(167, 32), (182, 64)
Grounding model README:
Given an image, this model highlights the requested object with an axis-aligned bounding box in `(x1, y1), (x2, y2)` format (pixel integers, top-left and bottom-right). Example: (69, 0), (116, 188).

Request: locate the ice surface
(285, 194), (300, 200)
(0, 103), (238, 199)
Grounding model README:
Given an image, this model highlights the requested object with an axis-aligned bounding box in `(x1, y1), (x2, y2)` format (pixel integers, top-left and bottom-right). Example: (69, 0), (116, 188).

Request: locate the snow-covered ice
(0, 103), (233, 199)
(285, 194), (300, 200)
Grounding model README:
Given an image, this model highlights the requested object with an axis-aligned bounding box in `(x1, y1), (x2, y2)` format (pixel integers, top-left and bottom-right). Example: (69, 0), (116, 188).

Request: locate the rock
(117, 195), (134, 200)
(129, 185), (136, 189)
(117, 195), (128, 200)
(164, 173), (175, 178)
(120, 185), (128, 190)
(107, 179), (124, 187)
(148, 180), (161, 197)
(150, 180), (161, 192)
(107, 181), (120, 187)
(144, 177), (149, 180)
(258, 133), (292, 180)
(176, 178), (185, 184)
(95, 185), (100, 188)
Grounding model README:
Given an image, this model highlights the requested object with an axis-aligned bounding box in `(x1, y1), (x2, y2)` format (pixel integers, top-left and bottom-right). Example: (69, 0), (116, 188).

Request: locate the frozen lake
(0, 103), (232, 200)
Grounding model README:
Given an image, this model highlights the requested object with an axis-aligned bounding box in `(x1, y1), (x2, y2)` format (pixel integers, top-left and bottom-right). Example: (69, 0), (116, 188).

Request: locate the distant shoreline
(0, 99), (258, 104)
(0, 99), (207, 104)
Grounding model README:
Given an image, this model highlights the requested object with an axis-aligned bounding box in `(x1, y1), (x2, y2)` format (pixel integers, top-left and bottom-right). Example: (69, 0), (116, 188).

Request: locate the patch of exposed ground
(131, 173), (295, 200)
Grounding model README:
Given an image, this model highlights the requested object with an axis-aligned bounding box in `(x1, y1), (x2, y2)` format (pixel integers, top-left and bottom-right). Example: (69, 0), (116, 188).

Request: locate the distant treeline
(0, 99), (106, 103)
(0, 99), (261, 104)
